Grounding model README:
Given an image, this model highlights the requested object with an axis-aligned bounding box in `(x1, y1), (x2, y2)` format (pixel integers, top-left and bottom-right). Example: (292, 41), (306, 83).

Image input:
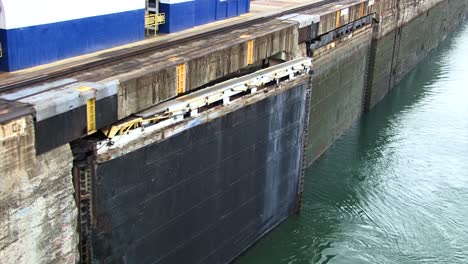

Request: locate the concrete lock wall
(305, 0), (467, 164)
(117, 22), (298, 119)
(77, 77), (310, 263)
(365, 0), (467, 110)
(0, 116), (78, 263)
(305, 25), (373, 165)
(0, 0), (467, 263)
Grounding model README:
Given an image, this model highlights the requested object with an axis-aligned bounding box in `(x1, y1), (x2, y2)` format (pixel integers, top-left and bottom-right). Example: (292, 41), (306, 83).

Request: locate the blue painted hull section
(160, 0), (250, 33)
(0, 9), (145, 72)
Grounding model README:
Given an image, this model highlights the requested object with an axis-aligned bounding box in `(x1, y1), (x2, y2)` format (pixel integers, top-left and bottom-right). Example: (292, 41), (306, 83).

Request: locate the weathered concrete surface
(305, 25), (372, 165)
(315, 0), (375, 35)
(75, 76), (310, 264)
(305, 0), (467, 163)
(0, 1), (466, 263)
(0, 0), (373, 155)
(115, 21), (299, 119)
(373, 0), (447, 38)
(366, 0), (467, 110)
(0, 18), (300, 152)
(0, 80), (119, 155)
(0, 116), (78, 263)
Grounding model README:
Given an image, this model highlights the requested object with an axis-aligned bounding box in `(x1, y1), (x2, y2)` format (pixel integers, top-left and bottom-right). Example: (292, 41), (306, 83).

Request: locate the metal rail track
(0, 0), (334, 93)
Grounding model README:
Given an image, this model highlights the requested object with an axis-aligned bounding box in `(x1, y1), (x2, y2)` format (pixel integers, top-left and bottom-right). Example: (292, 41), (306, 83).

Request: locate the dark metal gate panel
(87, 80), (309, 264)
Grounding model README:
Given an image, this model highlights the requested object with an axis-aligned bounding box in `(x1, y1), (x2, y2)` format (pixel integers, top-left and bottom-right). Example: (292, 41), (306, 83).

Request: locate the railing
(145, 13), (166, 36)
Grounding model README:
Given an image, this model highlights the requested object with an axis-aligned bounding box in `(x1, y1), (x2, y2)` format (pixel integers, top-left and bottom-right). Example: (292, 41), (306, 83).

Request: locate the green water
(237, 22), (468, 264)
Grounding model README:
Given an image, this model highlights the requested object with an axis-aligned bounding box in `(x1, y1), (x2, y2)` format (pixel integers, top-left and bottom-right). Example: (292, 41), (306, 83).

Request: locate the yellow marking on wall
(247, 40), (254, 65)
(239, 34), (251, 39)
(77, 86), (92, 92)
(86, 98), (96, 134)
(176, 63), (186, 95)
(360, 2), (365, 17)
(335, 10), (341, 28)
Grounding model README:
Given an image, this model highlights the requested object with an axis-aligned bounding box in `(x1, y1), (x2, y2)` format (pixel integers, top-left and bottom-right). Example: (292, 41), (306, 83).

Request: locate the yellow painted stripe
(77, 86), (92, 92)
(360, 2), (365, 17)
(247, 40), (254, 65)
(335, 10), (341, 28)
(86, 98), (96, 134)
(176, 63), (186, 95)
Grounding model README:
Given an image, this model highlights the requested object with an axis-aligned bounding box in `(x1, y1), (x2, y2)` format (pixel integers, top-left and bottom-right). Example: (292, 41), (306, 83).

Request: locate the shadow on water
(236, 21), (468, 264)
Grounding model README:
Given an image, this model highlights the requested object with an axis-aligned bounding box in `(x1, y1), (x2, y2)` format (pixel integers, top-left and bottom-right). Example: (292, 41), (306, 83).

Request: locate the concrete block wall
(0, 116), (78, 263)
(187, 26), (298, 89)
(117, 23), (298, 119)
(317, 0), (375, 36)
(118, 67), (177, 119)
(305, 0), (467, 163)
(305, 26), (373, 165)
(373, 0), (447, 38)
(366, 0), (467, 110)
(391, 0), (466, 86)
(0, 0), (465, 262)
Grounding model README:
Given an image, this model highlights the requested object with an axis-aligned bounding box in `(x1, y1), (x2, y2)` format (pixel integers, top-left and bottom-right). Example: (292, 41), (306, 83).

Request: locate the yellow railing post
(360, 2), (365, 17)
(145, 14), (157, 36)
(145, 13), (165, 36)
